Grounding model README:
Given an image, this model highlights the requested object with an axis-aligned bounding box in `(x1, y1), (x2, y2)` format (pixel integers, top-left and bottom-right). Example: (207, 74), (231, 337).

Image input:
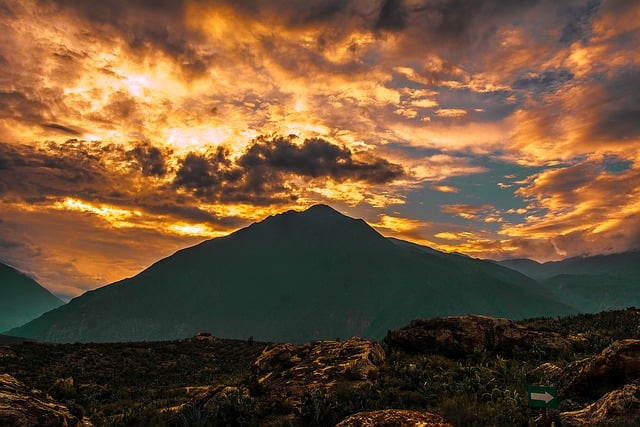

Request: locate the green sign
(527, 385), (558, 408)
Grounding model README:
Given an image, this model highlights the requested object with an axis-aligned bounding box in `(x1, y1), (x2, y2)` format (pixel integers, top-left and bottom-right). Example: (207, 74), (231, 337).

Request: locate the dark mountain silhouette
(9, 205), (575, 343)
(496, 251), (640, 312)
(0, 262), (64, 332)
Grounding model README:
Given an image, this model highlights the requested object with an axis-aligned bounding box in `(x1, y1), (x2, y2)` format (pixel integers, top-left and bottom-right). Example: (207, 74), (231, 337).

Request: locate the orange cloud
(1, 0), (640, 295)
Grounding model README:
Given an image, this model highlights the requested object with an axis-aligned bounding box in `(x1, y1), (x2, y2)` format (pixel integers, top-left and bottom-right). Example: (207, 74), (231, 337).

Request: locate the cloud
(587, 70), (640, 142)
(1, 0), (640, 292)
(441, 203), (497, 221)
(489, 155), (640, 260)
(41, 0), (211, 79)
(0, 90), (49, 122)
(375, 0), (407, 31)
(239, 136), (404, 182)
(127, 142), (169, 177)
(173, 136), (405, 203)
(436, 108), (467, 118)
(510, 68), (640, 164)
(429, 184), (459, 193)
(41, 123), (82, 135)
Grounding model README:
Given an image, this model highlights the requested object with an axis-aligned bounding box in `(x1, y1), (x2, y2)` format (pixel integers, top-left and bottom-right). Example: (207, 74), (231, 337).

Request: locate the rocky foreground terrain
(2, 309), (640, 426)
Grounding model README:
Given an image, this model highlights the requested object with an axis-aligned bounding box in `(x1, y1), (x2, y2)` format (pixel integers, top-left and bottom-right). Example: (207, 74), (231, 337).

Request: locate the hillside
(0, 262), (64, 332)
(497, 251), (640, 312)
(2, 309), (640, 426)
(9, 205), (574, 343)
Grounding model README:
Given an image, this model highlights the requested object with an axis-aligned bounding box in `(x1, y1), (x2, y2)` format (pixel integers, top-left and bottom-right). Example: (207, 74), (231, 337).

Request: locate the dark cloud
(0, 91), (49, 122)
(127, 142), (168, 177)
(587, 70), (640, 142)
(40, 0), (211, 79)
(0, 140), (129, 200)
(174, 147), (232, 195)
(174, 151), (287, 205)
(173, 136), (405, 203)
(419, 0), (485, 39)
(41, 123), (82, 136)
(250, 0), (352, 28)
(102, 92), (139, 122)
(239, 136), (404, 183)
(558, 0), (601, 45)
(512, 70), (574, 92)
(0, 140), (248, 229)
(375, 0), (407, 31)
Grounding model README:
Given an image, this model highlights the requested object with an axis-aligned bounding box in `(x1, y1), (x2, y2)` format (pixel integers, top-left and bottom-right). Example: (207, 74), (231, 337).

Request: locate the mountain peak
(248, 203), (379, 243)
(276, 204), (344, 219)
(258, 204), (355, 228)
(305, 203), (340, 213)
(0, 262), (64, 332)
(9, 205), (577, 343)
(299, 204), (348, 219)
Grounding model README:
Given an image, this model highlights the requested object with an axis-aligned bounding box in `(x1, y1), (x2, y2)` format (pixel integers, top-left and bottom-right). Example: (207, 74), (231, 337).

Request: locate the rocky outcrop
(336, 409), (453, 427)
(0, 373), (81, 427)
(188, 384), (253, 412)
(560, 380), (640, 426)
(560, 339), (640, 398)
(385, 315), (572, 358)
(254, 337), (385, 406)
(529, 362), (564, 387)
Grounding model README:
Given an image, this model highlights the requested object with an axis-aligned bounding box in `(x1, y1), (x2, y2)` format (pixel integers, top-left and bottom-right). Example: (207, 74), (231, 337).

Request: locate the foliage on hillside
(2, 308), (640, 426)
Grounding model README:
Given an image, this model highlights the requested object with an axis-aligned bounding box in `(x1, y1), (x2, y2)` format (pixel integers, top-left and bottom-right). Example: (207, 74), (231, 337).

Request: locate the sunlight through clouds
(1, 0), (639, 296)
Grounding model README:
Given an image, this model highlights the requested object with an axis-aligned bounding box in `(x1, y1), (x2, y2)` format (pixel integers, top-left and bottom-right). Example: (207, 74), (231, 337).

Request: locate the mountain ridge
(0, 262), (64, 332)
(495, 251), (640, 313)
(9, 205), (575, 343)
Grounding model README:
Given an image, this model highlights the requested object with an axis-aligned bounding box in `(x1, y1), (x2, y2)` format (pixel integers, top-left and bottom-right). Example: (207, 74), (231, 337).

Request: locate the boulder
(254, 337), (385, 406)
(0, 373), (81, 427)
(529, 362), (564, 387)
(386, 315), (572, 358)
(560, 380), (640, 426)
(560, 339), (640, 398)
(336, 409), (453, 427)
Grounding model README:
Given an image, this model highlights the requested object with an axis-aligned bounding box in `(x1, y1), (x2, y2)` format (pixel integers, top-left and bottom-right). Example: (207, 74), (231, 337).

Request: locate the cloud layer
(1, 0), (639, 296)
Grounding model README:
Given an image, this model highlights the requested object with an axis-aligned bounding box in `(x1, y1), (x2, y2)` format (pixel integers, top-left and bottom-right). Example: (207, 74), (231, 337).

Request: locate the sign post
(528, 385), (558, 427)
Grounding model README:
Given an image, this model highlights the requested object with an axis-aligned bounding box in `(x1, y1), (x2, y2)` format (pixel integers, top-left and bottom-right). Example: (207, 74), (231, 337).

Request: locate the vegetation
(1, 337), (266, 426)
(2, 308), (640, 426)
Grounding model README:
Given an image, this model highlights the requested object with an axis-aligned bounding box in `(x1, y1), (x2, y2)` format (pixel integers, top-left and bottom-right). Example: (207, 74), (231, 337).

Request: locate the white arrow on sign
(530, 391), (555, 403)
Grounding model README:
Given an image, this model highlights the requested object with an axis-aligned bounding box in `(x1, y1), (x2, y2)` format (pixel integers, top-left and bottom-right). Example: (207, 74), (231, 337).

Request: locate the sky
(0, 0), (639, 299)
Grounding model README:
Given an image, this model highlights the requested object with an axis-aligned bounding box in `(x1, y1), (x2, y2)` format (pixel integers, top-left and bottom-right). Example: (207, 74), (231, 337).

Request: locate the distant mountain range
(496, 252), (640, 312)
(0, 262), (64, 332)
(8, 205), (576, 343)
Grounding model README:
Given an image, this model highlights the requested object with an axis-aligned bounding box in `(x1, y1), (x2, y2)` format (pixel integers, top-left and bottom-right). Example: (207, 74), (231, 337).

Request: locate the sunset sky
(1, 0), (639, 299)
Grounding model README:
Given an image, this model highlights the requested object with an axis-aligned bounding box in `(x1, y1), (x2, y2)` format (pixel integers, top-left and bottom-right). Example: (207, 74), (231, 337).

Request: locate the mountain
(8, 205), (575, 343)
(0, 262), (64, 332)
(496, 251), (640, 312)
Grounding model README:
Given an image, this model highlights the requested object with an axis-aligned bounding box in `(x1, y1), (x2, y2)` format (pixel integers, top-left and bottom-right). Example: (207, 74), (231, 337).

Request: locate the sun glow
(167, 223), (226, 237)
(54, 198), (142, 227)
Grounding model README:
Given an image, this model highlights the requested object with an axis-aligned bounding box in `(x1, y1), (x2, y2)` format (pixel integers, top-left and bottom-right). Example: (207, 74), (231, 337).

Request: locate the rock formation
(385, 314), (572, 358)
(529, 362), (564, 387)
(560, 339), (640, 398)
(560, 380), (640, 426)
(253, 337), (385, 406)
(335, 409), (454, 427)
(0, 373), (83, 427)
